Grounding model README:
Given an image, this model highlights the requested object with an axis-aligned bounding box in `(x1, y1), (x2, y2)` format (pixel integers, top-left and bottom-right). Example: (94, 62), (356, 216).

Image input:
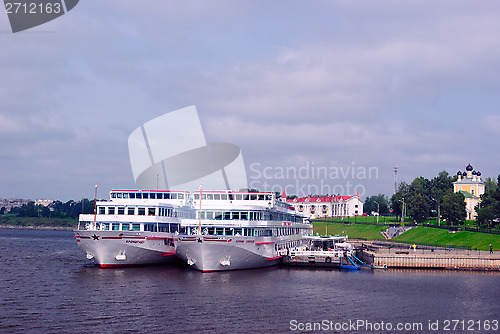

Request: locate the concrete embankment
(356, 242), (500, 271)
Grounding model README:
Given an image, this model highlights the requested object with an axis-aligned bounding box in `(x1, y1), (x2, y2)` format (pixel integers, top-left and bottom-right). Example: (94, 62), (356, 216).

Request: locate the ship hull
(175, 235), (286, 272)
(74, 230), (178, 267)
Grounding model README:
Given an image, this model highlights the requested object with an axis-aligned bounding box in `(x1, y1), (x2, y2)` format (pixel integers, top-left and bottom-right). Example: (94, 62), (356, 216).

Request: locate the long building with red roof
(286, 194), (363, 219)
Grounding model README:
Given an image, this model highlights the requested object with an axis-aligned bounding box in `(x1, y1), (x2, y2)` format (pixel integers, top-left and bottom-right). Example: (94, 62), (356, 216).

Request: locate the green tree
(364, 194), (389, 215)
(441, 190), (466, 226)
(484, 177), (498, 194)
(408, 192), (430, 223)
(475, 175), (500, 228)
(390, 182), (409, 218)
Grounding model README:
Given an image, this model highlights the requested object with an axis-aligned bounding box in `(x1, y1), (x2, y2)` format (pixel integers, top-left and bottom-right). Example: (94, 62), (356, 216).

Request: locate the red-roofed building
(286, 194), (363, 219)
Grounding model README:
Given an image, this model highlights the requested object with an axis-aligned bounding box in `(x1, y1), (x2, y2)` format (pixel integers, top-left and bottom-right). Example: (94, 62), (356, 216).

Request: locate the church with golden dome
(453, 163), (484, 220)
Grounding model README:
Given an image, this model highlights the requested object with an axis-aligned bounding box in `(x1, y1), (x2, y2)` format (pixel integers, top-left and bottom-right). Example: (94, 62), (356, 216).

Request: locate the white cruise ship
(74, 189), (193, 267)
(174, 190), (313, 272)
(75, 189), (312, 270)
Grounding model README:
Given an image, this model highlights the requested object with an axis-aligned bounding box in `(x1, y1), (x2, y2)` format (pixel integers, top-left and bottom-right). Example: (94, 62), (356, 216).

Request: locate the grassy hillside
(312, 221), (500, 251)
(313, 221), (386, 240)
(0, 216), (78, 229)
(392, 226), (500, 251)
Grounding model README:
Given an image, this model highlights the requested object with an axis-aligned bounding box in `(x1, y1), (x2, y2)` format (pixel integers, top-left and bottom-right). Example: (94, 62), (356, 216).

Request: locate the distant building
(0, 198), (32, 211)
(286, 194), (363, 219)
(35, 199), (54, 207)
(453, 163), (484, 220)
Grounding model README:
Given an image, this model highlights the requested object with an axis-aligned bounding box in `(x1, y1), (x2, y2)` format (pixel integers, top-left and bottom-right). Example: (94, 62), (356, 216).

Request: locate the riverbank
(357, 241), (500, 271)
(313, 221), (500, 251)
(0, 216), (77, 230)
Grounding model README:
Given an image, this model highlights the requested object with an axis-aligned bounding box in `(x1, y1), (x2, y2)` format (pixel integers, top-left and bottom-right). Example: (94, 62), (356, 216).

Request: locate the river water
(0, 228), (498, 333)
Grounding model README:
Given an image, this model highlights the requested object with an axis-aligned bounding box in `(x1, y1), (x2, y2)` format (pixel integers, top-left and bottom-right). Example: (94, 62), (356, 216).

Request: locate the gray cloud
(0, 1), (499, 200)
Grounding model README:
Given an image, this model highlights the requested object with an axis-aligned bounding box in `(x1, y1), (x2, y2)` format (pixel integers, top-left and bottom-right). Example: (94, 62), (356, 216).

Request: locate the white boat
(74, 189), (192, 267)
(174, 190), (313, 272)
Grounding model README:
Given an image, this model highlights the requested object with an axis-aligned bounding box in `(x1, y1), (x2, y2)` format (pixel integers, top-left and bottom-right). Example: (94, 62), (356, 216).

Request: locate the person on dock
(490, 244), (494, 254)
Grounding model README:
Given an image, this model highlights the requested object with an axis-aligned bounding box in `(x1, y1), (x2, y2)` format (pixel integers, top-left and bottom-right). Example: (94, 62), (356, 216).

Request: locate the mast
(93, 183), (98, 230)
(198, 184), (202, 235)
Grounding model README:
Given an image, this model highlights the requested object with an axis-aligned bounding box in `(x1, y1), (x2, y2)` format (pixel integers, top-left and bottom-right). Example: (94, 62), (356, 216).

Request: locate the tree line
(364, 171), (500, 228)
(4, 199), (95, 219)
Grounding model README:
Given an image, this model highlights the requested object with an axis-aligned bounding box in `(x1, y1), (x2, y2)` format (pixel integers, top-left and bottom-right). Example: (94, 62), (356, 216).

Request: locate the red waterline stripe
(146, 237), (172, 240)
(267, 256), (282, 261)
(160, 252), (176, 256)
(255, 241), (275, 245)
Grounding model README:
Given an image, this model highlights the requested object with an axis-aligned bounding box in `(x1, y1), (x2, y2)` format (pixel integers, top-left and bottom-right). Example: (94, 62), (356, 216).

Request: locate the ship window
(240, 211), (248, 220)
(123, 193), (129, 199)
(163, 193), (169, 199)
(117, 193), (122, 198)
(223, 212), (230, 220)
(251, 194), (257, 200)
(178, 193), (184, 199)
(206, 194), (213, 200)
(221, 194), (227, 200)
(215, 212), (223, 220)
(148, 208), (156, 216)
(194, 194), (199, 200)
(150, 193), (156, 199)
(136, 193), (142, 199)
(214, 194), (221, 200)
(266, 195), (272, 201)
(108, 207), (115, 215)
(235, 194), (242, 200)
(232, 212), (240, 220)
(129, 193), (135, 199)
(225, 228), (233, 236)
(258, 195), (265, 200)
(118, 207), (125, 215)
(171, 193), (178, 199)
(112, 223), (120, 231)
(143, 193), (149, 199)
(164, 239), (174, 247)
(123, 224), (132, 231)
(132, 223), (140, 231)
(138, 208), (145, 215)
(103, 223), (110, 231)
(234, 228), (242, 236)
(128, 207), (135, 215)
(228, 194), (234, 200)
(98, 207), (105, 214)
(206, 211), (214, 219)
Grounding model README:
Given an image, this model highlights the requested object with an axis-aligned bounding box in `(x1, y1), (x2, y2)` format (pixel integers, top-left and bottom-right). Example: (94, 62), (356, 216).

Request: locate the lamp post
(431, 197), (441, 227)
(399, 198), (405, 225)
(375, 201), (380, 223)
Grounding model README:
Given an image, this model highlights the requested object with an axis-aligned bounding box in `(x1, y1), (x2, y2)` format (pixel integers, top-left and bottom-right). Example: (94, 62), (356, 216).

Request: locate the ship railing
(289, 250), (344, 257)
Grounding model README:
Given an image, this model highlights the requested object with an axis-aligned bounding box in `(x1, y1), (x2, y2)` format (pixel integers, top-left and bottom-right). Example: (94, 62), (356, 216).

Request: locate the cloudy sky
(1, 1), (499, 201)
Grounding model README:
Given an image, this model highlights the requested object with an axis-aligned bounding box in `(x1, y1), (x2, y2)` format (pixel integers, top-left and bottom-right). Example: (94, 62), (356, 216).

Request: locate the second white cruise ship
(174, 190), (312, 272)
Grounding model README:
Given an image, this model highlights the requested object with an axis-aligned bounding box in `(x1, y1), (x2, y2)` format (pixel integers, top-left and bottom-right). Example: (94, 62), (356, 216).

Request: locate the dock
(356, 242), (500, 271)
